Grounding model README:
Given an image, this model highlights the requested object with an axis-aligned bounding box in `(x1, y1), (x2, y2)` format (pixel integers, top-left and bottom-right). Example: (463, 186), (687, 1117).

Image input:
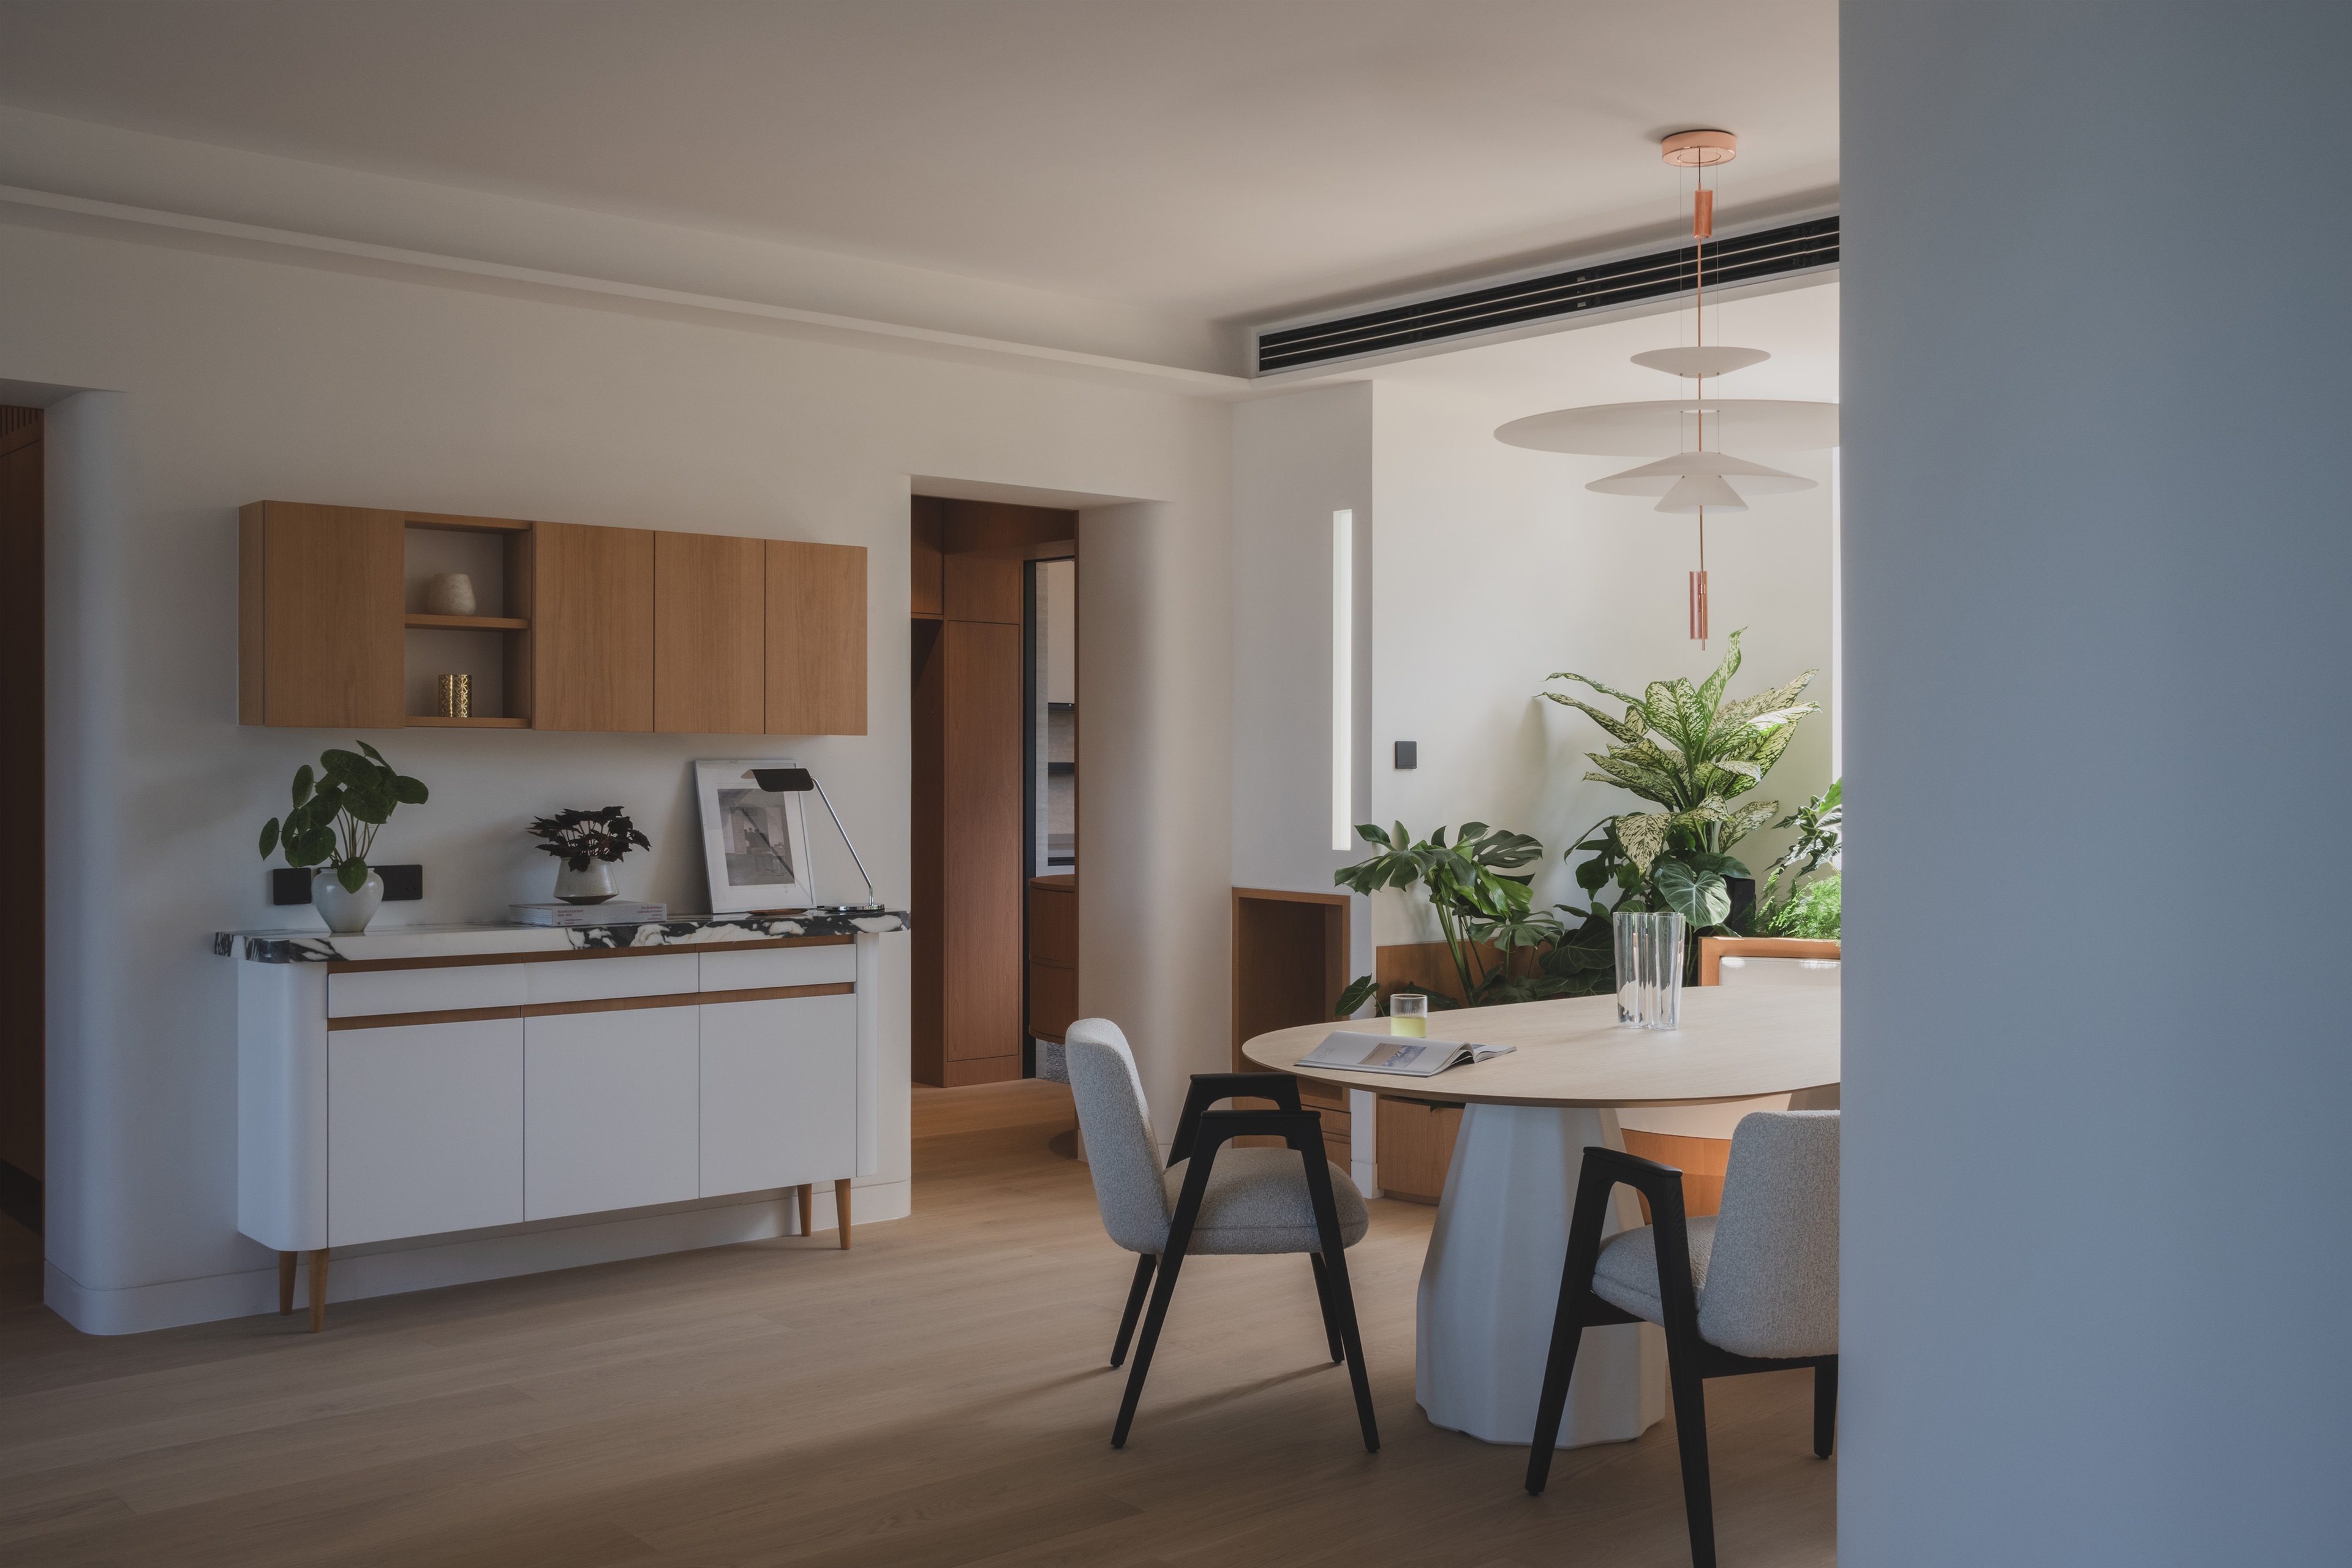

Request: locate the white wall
(1842, 3), (2352, 1562)
(5, 214), (1232, 1331)
(1229, 383), (1375, 985)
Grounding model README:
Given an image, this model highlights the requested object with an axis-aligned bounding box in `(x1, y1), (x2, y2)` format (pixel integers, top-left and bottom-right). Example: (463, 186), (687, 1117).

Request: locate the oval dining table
(1242, 984), (1839, 1449)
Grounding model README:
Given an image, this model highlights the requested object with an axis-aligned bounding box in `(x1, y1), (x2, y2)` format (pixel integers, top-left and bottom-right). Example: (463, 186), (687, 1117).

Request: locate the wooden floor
(0, 1081), (1834, 1566)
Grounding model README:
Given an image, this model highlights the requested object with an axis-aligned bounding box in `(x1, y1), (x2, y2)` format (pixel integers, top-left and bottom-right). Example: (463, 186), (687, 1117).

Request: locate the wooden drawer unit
(699, 943), (856, 991)
(526, 951), (699, 1005)
(328, 963), (527, 1019)
(328, 1019), (524, 1247)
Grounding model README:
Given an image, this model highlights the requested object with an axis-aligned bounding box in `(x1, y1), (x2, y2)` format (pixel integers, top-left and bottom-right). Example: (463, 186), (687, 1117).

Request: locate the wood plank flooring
(0, 1081), (1833, 1566)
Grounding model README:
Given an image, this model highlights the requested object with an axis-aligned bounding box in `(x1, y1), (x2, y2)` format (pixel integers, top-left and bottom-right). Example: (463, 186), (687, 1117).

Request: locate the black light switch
(1394, 741), (1417, 769)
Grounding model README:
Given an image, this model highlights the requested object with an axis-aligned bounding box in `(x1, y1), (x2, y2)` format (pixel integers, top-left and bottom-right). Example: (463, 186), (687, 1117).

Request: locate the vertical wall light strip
(1331, 508), (1354, 851)
(1829, 449), (1843, 782)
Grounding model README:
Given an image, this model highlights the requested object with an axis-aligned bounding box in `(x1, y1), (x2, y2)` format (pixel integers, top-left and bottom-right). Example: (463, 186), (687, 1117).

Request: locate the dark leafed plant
(1332, 821), (1569, 1012)
(527, 807), (651, 871)
(258, 742), (429, 892)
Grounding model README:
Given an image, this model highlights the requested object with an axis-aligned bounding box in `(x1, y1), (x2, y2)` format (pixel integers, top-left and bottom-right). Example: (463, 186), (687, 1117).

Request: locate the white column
(1843, 4), (2352, 1562)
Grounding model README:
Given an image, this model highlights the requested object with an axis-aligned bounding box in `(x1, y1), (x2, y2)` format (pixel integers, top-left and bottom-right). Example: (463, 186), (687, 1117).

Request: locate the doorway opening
(909, 498), (1077, 1087)
(0, 403), (43, 1235)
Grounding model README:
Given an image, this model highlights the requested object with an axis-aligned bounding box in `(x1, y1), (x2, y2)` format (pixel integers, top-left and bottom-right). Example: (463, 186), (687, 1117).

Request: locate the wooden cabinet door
(327, 1019), (523, 1246)
(698, 994), (858, 1197)
(524, 1008), (699, 1219)
(941, 619), (1024, 1082)
(655, 531), (765, 733)
(766, 540), (867, 736)
(532, 520), (654, 731)
(238, 502), (405, 728)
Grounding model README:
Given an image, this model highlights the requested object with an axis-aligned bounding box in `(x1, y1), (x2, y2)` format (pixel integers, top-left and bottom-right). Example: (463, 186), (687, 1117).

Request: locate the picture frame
(693, 759), (818, 913)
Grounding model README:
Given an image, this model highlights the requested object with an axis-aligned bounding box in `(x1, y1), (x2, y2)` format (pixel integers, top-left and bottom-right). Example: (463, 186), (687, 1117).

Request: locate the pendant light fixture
(1495, 130), (1838, 644)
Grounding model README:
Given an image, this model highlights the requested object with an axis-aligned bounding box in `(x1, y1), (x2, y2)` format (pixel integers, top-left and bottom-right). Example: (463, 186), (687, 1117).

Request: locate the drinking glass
(1389, 992), (1430, 1038)
(1613, 911), (1687, 1030)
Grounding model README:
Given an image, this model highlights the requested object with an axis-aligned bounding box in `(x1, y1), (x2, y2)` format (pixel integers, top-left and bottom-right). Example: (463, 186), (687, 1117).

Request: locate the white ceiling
(0, 0), (1838, 323)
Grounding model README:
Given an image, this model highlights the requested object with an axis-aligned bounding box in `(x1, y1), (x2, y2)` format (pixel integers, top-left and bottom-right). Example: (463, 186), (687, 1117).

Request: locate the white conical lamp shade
(1654, 473), (1748, 513)
(1585, 450), (1815, 497)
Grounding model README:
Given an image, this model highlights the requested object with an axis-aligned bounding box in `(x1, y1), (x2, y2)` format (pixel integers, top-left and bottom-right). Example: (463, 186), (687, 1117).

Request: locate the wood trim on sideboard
(1695, 936), (1842, 986)
(324, 934), (854, 974)
(326, 981), (856, 1030)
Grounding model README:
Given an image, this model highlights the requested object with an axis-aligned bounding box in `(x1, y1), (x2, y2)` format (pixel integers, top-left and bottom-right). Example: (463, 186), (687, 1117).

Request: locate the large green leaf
(337, 858), (371, 893)
(1540, 692), (1648, 745)
(291, 765), (314, 809)
(258, 818), (279, 859)
(1694, 628), (1746, 713)
(1651, 856), (1732, 928)
(393, 775), (429, 804)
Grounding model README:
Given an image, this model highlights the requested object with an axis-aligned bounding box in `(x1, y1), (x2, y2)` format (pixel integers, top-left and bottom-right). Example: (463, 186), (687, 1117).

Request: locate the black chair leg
(1665, 1332), (1717, 1568)
(1111, 1244), (1188, 1447)
(1524, 1311), (1586, 1493)
(1307, 1252), (1344, 1364)
(1812, 1356), (1838, 1459)
(1110, 1253), (1156, 1368)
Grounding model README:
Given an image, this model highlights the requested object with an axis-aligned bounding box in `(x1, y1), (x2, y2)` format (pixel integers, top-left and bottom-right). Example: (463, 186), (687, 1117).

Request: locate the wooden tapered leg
(797, 1183), (813, 1238)
(834, 1178), (852, 1250)
(277, 1251), (297, 1316)
(306, 1247), (329, 1334)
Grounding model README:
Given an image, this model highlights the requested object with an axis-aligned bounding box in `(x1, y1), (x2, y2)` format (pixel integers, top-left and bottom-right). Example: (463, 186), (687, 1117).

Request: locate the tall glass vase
(1613, 911), (1687, 1029)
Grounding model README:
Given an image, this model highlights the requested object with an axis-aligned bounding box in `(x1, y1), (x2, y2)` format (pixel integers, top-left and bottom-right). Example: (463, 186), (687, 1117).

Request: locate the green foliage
(528, 807), (652, 871)
(1542, 628), (1817, 872)
(1332, 821), (1568, 1011)
(1759, 873), (1841, 940)
(258, 741), (428, 891)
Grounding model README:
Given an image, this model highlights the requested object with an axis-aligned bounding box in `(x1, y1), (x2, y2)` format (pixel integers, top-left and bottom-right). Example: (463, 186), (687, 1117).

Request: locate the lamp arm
(808, 775), (877, 905)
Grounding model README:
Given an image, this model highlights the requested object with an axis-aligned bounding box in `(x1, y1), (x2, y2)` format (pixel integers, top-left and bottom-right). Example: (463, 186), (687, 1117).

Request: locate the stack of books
(510, 902), (667, 927)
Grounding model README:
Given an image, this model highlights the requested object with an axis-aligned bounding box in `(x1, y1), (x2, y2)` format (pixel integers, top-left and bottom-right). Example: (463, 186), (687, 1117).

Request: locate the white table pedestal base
(1416, 1102), (1666, 1447)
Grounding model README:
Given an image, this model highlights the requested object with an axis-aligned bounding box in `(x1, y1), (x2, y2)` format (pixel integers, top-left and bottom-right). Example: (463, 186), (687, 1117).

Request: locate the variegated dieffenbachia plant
(1540, 628), (1819, 938)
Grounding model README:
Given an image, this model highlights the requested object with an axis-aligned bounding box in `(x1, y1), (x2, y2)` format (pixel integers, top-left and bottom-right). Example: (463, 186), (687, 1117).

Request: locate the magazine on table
(1297, 1029), (1515, 1078)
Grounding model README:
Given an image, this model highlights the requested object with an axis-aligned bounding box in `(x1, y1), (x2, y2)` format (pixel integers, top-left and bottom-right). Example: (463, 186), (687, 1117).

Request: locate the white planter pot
(554, 859), (616, 904)
(312, 867), (385, 935)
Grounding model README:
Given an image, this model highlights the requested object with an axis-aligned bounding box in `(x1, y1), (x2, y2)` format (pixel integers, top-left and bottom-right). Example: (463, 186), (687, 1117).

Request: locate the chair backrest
(1697, 1110), (1839, 1359)
(1063, 1017), (1172, 1253)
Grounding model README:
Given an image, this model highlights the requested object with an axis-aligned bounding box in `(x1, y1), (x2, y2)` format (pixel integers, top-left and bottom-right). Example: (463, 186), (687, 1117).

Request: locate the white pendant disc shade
(1629, 345), (1771, 378)
(1586, 450), (1815, 496)
(1655, 473), (1749, 513)
(1494, 398), (1839, 454)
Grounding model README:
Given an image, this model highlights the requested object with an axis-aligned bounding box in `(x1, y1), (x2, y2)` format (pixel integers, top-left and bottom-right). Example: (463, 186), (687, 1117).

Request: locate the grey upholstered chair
(1526, 1110), (1840, 1568)
(1062, 1017), (1379, 1451)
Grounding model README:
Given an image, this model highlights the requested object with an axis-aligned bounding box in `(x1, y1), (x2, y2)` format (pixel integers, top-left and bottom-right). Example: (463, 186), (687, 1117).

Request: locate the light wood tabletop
(1240, 986), (1839, 1109)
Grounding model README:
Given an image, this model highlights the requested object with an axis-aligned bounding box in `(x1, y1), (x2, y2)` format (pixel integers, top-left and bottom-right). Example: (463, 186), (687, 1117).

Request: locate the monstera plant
(1330, 821), (1566, 1015)
(1542, 628), (1819, 952)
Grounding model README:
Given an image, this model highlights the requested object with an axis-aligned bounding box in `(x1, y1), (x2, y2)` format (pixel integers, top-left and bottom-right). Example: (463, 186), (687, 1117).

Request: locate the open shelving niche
(401, 513), (533, 728)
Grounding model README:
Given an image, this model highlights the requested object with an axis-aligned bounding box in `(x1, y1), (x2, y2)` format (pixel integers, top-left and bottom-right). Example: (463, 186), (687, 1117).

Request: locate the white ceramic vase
(554, 859), (616, 904)
(312, 867), (385, 935)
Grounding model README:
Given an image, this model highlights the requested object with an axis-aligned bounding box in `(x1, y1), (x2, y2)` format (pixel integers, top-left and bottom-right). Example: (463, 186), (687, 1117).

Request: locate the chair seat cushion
(1591, 1216), (1719, 1325)
(1159, 1148), (1371, 1256)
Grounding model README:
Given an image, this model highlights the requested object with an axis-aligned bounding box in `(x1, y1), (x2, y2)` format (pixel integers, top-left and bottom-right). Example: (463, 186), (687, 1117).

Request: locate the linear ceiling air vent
(1254, 215), (1838, 375)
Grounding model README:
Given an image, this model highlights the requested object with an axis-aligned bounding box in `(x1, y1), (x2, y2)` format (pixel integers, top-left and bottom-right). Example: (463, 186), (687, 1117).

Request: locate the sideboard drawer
(328, 963), (527, 1019)
(526, 952), (699, 1005)
(699, 944), (857, 992)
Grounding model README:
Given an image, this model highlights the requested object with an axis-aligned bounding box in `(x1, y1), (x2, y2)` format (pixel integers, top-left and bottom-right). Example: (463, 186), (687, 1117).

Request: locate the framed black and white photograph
(693, 759), (817, 912)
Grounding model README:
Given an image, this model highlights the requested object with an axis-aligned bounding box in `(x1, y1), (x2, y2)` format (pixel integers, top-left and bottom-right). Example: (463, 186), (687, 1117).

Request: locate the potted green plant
(527, 807), (652, 904)
(1541, 628), (1821, 978)
(258, 742), (429, 935)
(1330, 821), (1572, 1016)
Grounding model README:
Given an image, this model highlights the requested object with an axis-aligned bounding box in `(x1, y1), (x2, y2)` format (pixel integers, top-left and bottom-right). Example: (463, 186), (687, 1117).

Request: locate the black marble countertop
(216, 909), (911, 963)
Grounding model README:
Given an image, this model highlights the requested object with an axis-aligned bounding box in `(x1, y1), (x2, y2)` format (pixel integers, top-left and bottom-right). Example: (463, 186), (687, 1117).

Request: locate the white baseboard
(43, 1179), (911, 1336)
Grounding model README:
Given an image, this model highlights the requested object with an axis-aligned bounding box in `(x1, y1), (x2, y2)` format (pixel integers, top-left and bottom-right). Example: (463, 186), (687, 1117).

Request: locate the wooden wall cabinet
(238, 501), (868, 735)
(654, 531), (764, 734)
(767, 541), (867, 736)
(239, 502), (407, 729)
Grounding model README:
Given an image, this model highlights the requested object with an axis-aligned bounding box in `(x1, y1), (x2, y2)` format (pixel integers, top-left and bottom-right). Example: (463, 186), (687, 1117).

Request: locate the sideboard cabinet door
(699, 993), (858, 1197)
(524, 1008), (698, 1219)
(328, 1019), (523, 1246)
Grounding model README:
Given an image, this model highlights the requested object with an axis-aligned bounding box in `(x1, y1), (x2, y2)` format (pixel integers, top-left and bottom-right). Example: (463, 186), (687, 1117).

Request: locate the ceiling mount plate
(1662, 129), (1738, 167)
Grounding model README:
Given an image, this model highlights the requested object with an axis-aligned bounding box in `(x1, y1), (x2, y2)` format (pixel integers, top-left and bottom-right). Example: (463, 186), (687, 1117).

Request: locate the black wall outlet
(1394, 740), (1418, 769)
(271, 865), (424, 905)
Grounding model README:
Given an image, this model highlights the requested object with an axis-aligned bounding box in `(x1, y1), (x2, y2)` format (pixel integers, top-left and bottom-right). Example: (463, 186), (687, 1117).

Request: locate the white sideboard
(224, 913), (903, 1329)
